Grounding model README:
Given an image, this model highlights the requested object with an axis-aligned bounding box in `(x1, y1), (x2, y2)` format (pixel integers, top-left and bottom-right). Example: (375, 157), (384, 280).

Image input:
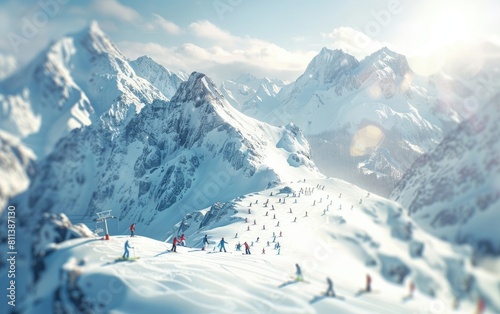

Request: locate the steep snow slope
(0, 21), (166, 156)
(15, 72), (320, 238)
(237, 47), (460, 196)
(392, 93), (500, 256)
(129, 55), (184, 100)
(7, 178), (499, 313)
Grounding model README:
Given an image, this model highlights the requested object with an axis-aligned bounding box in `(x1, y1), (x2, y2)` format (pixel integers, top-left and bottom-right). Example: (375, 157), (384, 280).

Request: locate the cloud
(188, 20), (233, 43)
(91, 0), (141, 23)
(146, 14), (183, 35)
(118, 22), (317, 83)
(322, 27), (383, 59)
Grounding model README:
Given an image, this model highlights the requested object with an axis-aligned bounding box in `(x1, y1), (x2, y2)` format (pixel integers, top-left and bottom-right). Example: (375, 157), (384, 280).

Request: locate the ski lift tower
(94, 210), (115, 240)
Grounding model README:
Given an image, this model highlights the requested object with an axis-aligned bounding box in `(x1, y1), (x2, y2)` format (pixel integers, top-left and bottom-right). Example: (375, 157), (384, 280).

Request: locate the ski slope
(21, 178), (499, 313)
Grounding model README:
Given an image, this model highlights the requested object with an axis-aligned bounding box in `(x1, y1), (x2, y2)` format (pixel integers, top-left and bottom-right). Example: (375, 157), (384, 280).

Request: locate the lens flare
(350, 124), (385, 157)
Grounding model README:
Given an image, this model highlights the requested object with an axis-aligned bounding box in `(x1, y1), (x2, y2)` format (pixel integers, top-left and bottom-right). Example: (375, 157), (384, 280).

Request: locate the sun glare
(431, 9), (471, 45)
(406, 2), (486, 76)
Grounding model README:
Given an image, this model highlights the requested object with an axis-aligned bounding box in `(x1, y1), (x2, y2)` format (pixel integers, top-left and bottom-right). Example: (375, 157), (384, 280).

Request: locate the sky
(0, 0), (499, 83)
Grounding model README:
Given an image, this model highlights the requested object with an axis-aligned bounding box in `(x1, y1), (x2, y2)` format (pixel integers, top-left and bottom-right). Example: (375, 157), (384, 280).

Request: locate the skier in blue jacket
(219, 238), (228, 252)
(122, 240), (133, 259)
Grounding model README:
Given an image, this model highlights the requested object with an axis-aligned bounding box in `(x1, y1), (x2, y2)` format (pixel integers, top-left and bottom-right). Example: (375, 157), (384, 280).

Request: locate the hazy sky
(1, 0), (498, 83)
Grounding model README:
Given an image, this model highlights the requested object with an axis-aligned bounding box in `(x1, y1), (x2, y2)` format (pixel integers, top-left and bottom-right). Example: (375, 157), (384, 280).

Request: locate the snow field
(27, 178), (497, 313)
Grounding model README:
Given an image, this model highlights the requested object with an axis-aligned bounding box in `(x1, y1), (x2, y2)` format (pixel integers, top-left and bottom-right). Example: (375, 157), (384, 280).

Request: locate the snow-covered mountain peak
(72, 20), (125, 59)
(129, 55), (184, 99)
(360, 46), (411, 78)
(303, 47), (359, 84)
(171, 71), (224, 107)
(133, 55), (174, 75)
(0, 23), (167, 155)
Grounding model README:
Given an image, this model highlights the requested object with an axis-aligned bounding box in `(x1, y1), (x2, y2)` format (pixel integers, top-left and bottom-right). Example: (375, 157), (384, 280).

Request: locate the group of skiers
(170, 234), (186, 252)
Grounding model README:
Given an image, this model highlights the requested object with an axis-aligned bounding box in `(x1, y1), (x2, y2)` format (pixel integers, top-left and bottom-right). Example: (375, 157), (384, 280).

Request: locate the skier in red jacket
(171, 237), (178, 252)
(130, 223), (135, 237)
(244, 242), (251, 255)
(180, 234), (186, 246)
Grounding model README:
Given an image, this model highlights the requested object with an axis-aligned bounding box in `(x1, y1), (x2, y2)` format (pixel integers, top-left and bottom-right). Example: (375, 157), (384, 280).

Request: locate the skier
(276, 221), (280, 227)
(295, 264), (303, 281)
(294, 217), (297, 223)
(256, 236), (260, 242)
(273, 214), (276, 219)
(130, 223), (135, 237)
(476, 297), (486, 314)
(202, 235), (209, 250)
(180, 234), (186, 246)
(325, 277), (336, 297)
(366, 274), (372, 292)
(244, 242), (251, 254)
(248, 208), (251, 214)
(279, 231), (282, 237)
(254, 219), (256, 225)
(245, 217), (248, 223)
(262, 248), (266, 254)
(408, 281), (415, 298)
(265, 211), (268, 216)
(289, 208), (292, 213)
(171, 237), (178, 252)
(218, 238), (228, 252)
(236, 242), (242, 251)
(305, 211), (308, 217)
(122, 240), (133, 259)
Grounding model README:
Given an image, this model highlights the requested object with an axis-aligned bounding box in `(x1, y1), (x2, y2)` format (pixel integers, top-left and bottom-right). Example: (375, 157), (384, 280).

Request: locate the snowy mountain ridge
(391, 92), (500, 256)
(235, 47), (460, 196)
(129, 55), (185, 100)
(0, 22), (182, 210)
(13, 70), (320, 238)
(220, 73), (285, 116)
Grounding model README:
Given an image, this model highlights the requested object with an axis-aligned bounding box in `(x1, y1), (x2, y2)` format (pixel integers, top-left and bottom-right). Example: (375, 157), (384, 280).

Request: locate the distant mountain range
(221, 47), (466, 195)
(1, 21), (499, 255)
